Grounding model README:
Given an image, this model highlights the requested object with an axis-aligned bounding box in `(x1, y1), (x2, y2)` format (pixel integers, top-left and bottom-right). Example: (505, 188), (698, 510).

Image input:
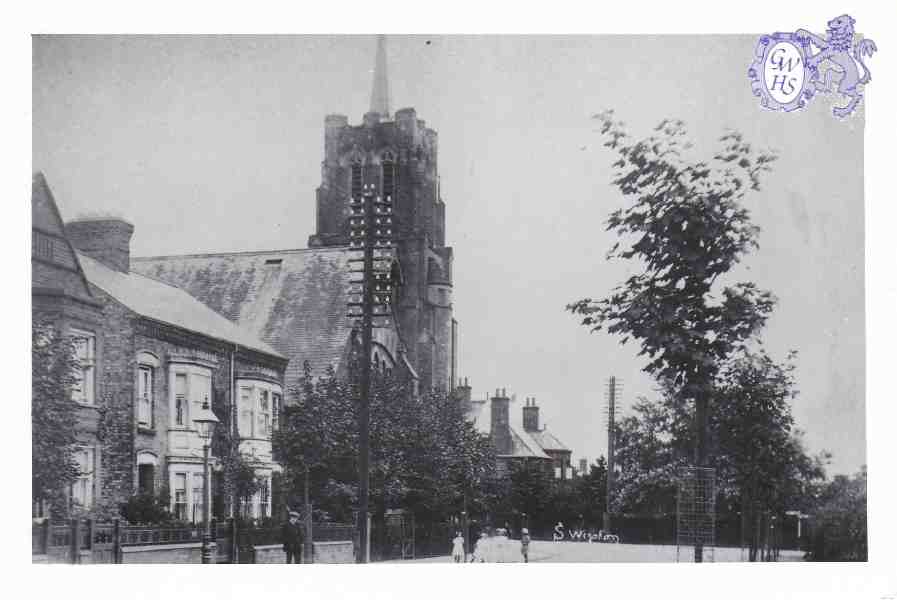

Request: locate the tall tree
(711, 349), (826, 560)
(273, 364), (496, 525)
(32, 320), (81, 517)
(809, 466), (867, 561)
(568, 112), (778, 470)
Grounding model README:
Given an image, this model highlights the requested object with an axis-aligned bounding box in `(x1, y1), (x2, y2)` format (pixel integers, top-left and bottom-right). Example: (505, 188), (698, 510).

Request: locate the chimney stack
(66, 216), (134, 273)
(490, 388), (512, 455)
(522, 396), (540, 432)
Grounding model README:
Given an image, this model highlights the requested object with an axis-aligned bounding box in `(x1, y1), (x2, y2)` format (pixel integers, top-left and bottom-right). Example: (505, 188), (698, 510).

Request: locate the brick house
(32, 174), (288, 521)
(457, 382), (573, 479)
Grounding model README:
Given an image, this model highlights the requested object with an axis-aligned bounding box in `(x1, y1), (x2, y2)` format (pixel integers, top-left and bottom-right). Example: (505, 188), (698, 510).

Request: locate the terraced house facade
(32, 174), (288, 521)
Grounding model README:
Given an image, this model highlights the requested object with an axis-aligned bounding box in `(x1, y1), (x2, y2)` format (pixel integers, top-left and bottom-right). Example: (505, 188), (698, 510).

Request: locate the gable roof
(527, 429), (570, 453)
(131, 247), (356, 386)
(31, 173), (96, 303)
(465, 402), (551, 460)
(506, 427), (552, 460)
(78, 253), (282, 358)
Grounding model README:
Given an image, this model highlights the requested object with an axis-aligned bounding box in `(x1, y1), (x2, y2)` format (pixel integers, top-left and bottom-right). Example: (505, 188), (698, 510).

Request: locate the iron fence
(120, 525), (204, 546)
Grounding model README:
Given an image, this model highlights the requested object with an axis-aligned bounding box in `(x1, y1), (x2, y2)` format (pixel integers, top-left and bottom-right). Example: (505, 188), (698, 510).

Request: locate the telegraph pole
(348, 182), (395, 563)
(603, 376), (621, 532)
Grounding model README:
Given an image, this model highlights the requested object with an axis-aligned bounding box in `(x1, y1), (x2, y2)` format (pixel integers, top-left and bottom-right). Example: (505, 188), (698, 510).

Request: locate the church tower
(309, 35), (455, 394)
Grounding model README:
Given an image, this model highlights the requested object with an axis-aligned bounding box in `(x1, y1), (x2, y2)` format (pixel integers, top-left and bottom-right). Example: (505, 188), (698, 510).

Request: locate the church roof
(131, 247), (356, 386)
(78, 253), (282, 358)
(526, 429), (570, 453)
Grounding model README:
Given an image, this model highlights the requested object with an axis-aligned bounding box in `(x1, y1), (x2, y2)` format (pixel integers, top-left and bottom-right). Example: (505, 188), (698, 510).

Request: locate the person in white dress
(452, 531), (465, 563)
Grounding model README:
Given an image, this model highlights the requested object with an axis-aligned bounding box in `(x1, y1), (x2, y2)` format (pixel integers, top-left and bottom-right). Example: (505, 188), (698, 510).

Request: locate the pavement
(381, 540), (805, 563)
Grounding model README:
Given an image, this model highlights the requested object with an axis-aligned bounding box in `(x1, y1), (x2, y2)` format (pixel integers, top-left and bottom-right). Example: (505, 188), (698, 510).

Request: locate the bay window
(169, 364), (213, 430)
(235, 380), (283, 440)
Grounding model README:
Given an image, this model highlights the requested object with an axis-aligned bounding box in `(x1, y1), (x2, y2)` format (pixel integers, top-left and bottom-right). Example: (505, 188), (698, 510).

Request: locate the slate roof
(526, 429), (570, 453)
(131, 247), (357, 388)
(78, 253), (282, 358)
(466, 401), (551, 460)
(507, 428), (552, 460)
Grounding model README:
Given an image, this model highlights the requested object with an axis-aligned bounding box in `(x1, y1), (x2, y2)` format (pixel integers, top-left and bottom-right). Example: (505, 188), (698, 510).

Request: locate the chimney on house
(523, 397), (540, 432)
(454, 377), (472, 413)
(65, 216), (134, 273)
(490, 389), (512, 455)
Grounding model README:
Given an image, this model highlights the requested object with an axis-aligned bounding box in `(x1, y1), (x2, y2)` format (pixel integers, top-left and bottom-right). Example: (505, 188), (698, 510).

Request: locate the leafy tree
(507, 461), (555, 534)
(577, 456), (608, 527)
(120, 491), (173, 524)
(607, 349), (828, 559)
(808, 466), (866, 561)
(711, 349), (826, 560)
(32, 319), (81, 517)
(568, 112), (778, 468)
(273, 363), (496, 526)
(614, 397), (683, 514)
(211, 393), (266, 519)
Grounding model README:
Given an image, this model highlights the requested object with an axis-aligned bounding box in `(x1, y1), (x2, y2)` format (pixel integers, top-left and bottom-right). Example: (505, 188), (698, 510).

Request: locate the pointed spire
(370, 34), (390, 120)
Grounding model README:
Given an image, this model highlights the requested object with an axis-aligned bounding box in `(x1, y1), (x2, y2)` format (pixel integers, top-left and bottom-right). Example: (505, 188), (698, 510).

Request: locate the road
(382, 541), (805, 563)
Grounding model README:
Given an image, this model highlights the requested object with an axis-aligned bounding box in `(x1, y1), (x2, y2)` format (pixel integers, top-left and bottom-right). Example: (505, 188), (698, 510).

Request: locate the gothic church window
(351, 158), (363, 198)
(382, 152), (396, 200)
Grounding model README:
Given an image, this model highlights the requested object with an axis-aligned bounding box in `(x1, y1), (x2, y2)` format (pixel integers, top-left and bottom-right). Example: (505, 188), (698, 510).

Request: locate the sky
(32, 34), (865, 477)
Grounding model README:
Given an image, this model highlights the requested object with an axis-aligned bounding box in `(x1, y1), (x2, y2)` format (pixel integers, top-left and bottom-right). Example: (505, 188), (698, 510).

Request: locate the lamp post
(194, 399), (220, 565)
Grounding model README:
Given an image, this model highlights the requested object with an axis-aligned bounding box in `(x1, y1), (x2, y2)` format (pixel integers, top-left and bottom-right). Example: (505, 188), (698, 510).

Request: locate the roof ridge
(132, 246), (350, 261)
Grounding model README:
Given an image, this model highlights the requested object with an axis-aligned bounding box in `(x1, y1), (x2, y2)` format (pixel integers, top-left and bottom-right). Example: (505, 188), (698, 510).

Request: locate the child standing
(452, 531), (465, 563)
(520, 528), (531, 563)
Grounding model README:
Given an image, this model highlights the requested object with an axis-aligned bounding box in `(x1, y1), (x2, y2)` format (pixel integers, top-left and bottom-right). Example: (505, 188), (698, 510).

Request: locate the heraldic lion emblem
(796, 14), (877, 117)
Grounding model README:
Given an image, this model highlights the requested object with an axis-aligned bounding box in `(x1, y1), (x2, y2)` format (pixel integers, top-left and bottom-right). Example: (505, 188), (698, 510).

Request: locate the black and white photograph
(15, 3), (897, 599)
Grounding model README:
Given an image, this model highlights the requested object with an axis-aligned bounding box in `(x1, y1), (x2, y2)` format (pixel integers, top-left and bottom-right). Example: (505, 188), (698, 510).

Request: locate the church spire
(369, 34), (390, 119)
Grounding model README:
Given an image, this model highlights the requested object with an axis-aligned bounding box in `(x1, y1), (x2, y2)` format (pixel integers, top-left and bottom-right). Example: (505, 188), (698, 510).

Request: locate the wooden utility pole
(603, 376), (621, 532)
(348, 183), (394, 563)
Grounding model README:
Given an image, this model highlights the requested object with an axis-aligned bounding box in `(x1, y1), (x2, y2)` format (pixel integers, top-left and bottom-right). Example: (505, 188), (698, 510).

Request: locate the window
(137, 366), (153, 427)
(258, 390), (270, 437)
(71, 446), (95, 508)
(174, 373), (187, 426)
(236, 381), (283, 440)
(192, 473), (204, 524)
(70, 330), (96, 405)
(239, 387), (254, 438)
(191, 372), (211, 424)
(173, 473), (187, 521)
(350, 158), (363, 198)
(171, 365), (212, 430)
(259, 478), (270, 519)
(382, 152), (396, 200)
(138, 464), (154, 494)
(272, 392), (281, 433)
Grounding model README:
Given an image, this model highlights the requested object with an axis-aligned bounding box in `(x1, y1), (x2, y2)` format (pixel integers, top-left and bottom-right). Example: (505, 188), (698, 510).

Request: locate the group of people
(452, 527), (532, 563)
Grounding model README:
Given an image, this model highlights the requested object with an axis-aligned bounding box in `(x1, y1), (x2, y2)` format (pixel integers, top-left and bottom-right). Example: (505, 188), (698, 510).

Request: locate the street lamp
(193, 398), (219, 565)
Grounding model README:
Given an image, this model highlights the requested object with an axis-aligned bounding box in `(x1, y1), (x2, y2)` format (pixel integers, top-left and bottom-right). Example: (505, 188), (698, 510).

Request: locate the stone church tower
(309, 36), (456, 393)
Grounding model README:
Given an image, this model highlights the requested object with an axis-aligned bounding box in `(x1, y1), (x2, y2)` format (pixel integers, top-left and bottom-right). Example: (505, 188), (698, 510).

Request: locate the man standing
(520, 528), (531, 563)
(283, 510), (304, 564)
